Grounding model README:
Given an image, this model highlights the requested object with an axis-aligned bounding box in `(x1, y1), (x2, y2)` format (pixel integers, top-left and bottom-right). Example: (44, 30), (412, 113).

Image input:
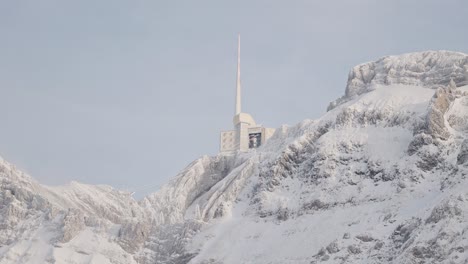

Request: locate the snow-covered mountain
(2, 50), (468, 264)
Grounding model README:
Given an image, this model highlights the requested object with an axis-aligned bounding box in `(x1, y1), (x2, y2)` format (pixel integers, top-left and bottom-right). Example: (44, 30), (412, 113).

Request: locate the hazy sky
(1, 0), (468, 197)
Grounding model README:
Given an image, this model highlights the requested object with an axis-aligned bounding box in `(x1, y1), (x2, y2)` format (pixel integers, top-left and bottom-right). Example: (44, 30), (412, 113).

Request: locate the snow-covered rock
(2, 50), (468, 264)
(328, 50), (468, 110)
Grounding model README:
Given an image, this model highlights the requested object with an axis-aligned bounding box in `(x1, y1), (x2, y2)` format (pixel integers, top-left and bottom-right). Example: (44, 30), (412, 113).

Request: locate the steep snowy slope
(0, 158), (143, 264)
(2, 50), (468, 264)
(187, 83), (468, 264)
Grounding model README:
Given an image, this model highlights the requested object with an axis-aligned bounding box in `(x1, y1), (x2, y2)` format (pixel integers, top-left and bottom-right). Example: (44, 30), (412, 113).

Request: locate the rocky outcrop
(457, 139), (468, 165)
(61, 208), (85, 243)
(328, 51), (468, 110)
(406, 81), (468, 173)
(141, 155), (237, 225)
(425, 86), (456, 139)
(118, 220), (151, 253)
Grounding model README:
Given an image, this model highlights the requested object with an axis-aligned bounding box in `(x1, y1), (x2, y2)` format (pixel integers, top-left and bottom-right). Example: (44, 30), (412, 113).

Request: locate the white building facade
(220, 35), (275, 153)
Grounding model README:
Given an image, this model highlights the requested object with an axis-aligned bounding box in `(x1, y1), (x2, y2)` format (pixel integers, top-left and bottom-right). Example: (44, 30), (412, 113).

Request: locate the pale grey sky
(1, 0), (467, 197)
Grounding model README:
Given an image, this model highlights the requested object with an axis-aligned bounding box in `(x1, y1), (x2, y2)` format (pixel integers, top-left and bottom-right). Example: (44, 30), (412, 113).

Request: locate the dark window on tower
(249, 133), (262, 148)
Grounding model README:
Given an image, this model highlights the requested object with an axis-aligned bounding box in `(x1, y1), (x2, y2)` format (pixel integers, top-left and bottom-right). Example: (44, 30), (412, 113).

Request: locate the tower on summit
(220, 34), (276, 153)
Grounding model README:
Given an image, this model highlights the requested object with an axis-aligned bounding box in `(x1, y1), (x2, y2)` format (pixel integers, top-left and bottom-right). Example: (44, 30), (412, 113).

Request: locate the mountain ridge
(2, 50), (468, 263)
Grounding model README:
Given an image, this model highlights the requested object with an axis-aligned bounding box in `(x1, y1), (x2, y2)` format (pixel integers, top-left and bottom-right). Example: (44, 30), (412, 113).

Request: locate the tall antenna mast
(235, 34), (241, 115)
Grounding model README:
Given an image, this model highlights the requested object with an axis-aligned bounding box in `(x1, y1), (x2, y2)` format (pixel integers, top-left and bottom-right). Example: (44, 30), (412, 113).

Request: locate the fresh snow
(2, 50), (468, 264)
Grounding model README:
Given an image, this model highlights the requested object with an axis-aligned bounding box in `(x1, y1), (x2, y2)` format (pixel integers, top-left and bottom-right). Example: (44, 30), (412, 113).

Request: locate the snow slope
(2, 50), (468, 264)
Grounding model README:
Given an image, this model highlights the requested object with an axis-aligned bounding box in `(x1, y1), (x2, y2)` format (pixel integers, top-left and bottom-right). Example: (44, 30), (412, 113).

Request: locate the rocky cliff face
(328, 51), (468, 110)
(2, 50), (468, 264)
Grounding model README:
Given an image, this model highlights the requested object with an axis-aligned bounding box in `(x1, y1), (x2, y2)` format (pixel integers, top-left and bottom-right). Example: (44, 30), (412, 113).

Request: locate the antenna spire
(235, 34), (241, 115)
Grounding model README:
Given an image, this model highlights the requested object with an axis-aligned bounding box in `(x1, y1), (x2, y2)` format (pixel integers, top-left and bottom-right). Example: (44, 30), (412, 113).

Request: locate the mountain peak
(3, 51), (468, 264)
(328, 50), (468, 110)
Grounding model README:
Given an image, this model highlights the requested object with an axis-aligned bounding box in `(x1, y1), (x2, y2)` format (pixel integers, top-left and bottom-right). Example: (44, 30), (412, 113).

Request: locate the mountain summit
(2, 50), (468, 264)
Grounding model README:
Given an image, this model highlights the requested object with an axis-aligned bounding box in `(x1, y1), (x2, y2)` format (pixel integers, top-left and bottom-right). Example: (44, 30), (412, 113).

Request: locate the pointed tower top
(232, 34), (255, 127)
(235, 33), (241, 115)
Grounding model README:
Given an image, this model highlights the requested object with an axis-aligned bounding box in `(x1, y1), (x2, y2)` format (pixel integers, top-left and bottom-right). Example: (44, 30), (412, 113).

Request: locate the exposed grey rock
(326, 241), (340, 254)
(426, 199), (462, 224)
(61, 208), (85, 243)
(391, 218), (421, 248)
(276, 206), (290, 221)
(374, 241), (384, 250)
(356, 234), (375, 242)
(302, 199), (329, 211)
(213, 203), (226, 218)
(407, 133), (433, 155)
(347, 244), (362, 254)
(416, 145), (442, 171)
(118, 220), (151, 253)
(425, 87), (455, 140)
(411, 246), (433, 259)
(335, 107), (412, 128)
(457, 139), (468, 165)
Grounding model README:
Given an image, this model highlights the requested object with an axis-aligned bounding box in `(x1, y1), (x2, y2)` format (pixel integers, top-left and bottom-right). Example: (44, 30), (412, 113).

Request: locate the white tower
(232, 34), (256, 151)
(219, 34), (275, 153)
